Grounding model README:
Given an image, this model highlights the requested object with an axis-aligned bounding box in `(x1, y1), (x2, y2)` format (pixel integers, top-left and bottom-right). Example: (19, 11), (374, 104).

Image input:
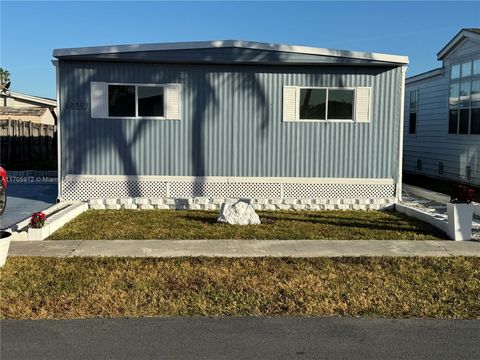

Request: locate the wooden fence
(0, 119), (57, 168)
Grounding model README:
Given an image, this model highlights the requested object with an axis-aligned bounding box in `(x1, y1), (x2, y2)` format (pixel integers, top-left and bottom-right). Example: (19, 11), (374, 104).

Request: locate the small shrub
(450, 184), (476, 204)
(30, 212), (46, 229)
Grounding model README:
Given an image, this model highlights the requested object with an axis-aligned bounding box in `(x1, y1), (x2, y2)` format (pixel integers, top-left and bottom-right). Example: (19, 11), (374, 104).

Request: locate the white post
(53, 60), (62, 202)
(447, 203), (473, 241)
(396, 65), (407, 202)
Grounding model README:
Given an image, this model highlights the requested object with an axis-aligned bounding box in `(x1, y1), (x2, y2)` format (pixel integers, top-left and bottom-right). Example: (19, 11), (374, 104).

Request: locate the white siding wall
(403, 38), (480, 185)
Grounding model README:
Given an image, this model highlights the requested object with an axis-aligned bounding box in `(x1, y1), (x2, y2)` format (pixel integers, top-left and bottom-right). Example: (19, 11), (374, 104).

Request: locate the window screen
(138, 86), (164, 117)
(299, 88), (326, 120)
(108, 85), (135, 117)
(327, 89), (354, 120)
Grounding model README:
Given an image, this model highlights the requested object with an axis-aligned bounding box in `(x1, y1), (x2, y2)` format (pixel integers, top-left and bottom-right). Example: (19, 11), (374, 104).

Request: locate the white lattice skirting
(62, 175), (397, 210)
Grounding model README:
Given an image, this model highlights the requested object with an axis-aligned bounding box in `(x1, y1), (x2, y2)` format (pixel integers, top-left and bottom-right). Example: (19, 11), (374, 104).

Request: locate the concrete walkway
(1, 183), (57, 230)
(8, 239), (480, 257)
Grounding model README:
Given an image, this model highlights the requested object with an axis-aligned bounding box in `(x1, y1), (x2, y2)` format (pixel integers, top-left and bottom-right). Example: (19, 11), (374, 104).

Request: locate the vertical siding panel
(60, 61), (401, 181)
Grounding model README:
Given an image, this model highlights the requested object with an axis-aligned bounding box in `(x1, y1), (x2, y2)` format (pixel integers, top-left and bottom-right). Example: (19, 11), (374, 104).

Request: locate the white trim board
(6, 91), (56, 107)
(437, 29), (480, 60)
(406, 68), (444, 85)
(64, 175), (395, 185)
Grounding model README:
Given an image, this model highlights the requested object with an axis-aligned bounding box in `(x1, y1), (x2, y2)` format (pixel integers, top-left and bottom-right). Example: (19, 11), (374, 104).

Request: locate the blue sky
(1, 1), (479, 98)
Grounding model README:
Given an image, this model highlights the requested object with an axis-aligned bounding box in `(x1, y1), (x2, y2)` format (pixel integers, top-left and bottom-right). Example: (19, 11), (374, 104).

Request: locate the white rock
(138, 204), (154, 210)
(106, 204), (121, 210)
(90, 204), (106, 210)
(194, 197), (210, 205)
(255, 198), (268, 205)
(123, 204), (138, 210)
(149, 198), (165, 205)
(119, 198), (133, 205)
(134, 198), (149, 205)
(217, 200), (261, 225)
(155, 204), (170, 210)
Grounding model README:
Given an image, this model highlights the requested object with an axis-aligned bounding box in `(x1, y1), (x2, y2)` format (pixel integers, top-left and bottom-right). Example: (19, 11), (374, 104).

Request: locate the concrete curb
(395, 203), (448, 234)
(403, 184), (480, 217)
(7, 239), (480, 258)
(8, 202), (89, 241)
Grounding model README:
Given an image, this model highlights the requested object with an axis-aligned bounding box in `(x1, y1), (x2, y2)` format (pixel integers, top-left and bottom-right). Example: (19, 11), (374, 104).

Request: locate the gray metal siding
(59, 61), (402, 180)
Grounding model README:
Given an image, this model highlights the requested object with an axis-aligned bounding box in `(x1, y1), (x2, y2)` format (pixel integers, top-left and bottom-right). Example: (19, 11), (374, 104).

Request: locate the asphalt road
(0, 183), (57, 229)
(1, 317), (479, 360)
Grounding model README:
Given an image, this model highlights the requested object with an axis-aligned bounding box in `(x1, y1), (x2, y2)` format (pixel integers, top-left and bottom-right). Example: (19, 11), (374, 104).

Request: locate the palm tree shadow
(63, 43), (397, 202)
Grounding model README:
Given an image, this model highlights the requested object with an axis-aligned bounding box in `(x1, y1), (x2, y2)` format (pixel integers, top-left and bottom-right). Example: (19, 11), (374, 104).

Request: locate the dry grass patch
(1, 257), (479, 320)
(49, 210), (447, 240)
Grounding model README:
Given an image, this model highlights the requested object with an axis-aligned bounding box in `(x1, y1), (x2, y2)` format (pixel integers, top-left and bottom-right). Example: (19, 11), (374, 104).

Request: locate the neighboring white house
(404, 28), (480, 185)
(0, 91), (57, 125)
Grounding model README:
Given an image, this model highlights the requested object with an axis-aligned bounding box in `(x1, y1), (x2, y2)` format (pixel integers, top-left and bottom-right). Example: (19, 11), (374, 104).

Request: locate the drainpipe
(397, 65), (408, 201)
(52, 59), (62, 202)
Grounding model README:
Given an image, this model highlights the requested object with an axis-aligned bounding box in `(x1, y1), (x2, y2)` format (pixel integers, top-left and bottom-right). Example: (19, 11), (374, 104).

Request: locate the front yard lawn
(49, 210), (447, 240)
(1, 257), (478, 320)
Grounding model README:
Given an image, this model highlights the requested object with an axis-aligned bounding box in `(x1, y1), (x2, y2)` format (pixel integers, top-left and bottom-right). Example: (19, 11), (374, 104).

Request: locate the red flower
(30, 212), (46, 229)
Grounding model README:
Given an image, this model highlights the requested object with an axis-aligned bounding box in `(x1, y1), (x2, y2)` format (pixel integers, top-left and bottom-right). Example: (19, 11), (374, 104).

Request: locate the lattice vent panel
(62, 179), (396, 200)
(283, 183), (396, 199)
(62, 180), (168, 201)
(169, 181), (282, 198)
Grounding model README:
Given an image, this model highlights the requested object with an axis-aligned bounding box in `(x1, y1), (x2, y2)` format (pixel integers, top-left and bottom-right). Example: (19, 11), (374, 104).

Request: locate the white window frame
(296, 86), (356, 122)
(408, 89), (419, 136)
(448, 58), (480, 136)
(107, 82), (167, 120)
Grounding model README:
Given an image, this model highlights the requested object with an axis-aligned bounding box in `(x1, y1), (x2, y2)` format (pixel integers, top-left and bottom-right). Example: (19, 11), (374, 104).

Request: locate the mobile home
(404, 29), (480, 185)
(53, 40), (408, 209)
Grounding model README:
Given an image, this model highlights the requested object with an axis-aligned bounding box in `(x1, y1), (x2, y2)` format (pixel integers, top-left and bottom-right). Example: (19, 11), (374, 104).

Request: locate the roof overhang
(406, 68), (444, 85)
(3, 91), (56, 107)
(53, 39), (409, 66)
(437, 28), (480, 60)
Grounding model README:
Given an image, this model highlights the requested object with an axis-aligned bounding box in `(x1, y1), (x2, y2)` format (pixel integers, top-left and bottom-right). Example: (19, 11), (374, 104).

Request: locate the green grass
(1, 257), (479, 320)
(403, 172), (480, 202)
(48, 210), (448, 240)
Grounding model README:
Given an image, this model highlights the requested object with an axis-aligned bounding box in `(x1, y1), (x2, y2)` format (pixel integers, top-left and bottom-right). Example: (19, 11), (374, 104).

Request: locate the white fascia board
(437, 29), (480, 60)
(406, 68), (444, 85)
(53, 39), (409, 65)
(8, 91), (57, 107)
